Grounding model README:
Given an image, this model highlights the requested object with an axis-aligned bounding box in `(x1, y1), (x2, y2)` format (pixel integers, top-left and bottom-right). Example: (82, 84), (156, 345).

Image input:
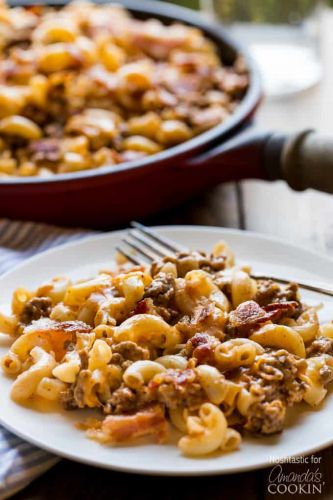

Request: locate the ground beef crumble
(238, 349), (306, 434)
(177, 302), (226, 339)
(103, 384), (151, 415)
(151, 251), (226, 278)
(255, 280), (300, 307)
(244, 399), (286, 434)
(147, 368), (206, 410)
(306, 336), (333, 358)
(144, 273), (175, 306)
(181, 332), (220, 364)
(112, 341), (150, 364)
(20, 296), (52, 324)
(142, 274), (179, 322)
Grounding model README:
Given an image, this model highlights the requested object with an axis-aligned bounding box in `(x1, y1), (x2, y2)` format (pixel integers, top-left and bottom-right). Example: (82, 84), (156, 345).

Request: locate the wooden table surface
(11, 8), (333, 500)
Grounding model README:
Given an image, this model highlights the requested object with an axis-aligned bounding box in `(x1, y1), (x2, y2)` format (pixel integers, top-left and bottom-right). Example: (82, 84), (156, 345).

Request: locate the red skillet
(2, 0), (333, 228)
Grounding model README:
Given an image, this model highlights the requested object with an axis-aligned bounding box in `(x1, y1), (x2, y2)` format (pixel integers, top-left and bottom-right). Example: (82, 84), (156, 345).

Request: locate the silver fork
(116, 221), (333, 298)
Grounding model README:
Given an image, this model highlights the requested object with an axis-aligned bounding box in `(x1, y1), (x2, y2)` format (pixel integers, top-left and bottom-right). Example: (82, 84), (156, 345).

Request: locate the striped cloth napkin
(0, 219), (95, 500)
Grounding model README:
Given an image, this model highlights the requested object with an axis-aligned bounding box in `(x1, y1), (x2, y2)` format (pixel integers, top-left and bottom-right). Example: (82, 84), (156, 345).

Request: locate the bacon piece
(23, 318), (92, 360)
(149, 369), (197, 390)
(191, 106), (229, 131)
(28, 319), (92, 334)
(182, 332), (219, 364)
(263, 301), (299, 322)
(229, 301), (267, 330)
(132, 298), (151, 316)
(192, 343), (215, 364)
(101, 404), (168, 443)
(87, 66), (117, 91)
(29, 138), (61, 163)
(131, 24), (187, 59)
(229, 300), (299, 336)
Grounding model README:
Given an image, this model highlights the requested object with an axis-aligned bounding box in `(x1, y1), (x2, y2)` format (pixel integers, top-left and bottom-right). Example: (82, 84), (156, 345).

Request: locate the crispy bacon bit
(87, 66), (117, 91)
(182, 332), (219, 364)
(263, 301), (299, 322)
(177, 303), (226, 339)
(100, 404), (168, 443)
(29, 138), (61, 163)
(229, 301), (267, 331)
(192, 344), (214, 364)
(24, 319), (92, 334)
(229, 300), (299, 336)
(190, 333), (211, 349)
(132, 298), (151, 316)
(24, 318), (92, 360)
(130, 297), (178, 324)
(132, 26), (187, 59)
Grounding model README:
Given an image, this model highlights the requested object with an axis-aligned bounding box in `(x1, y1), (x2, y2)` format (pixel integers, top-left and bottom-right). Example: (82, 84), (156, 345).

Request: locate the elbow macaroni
(112, 314), (181, 349)
(123, 360), (166, 390)
(179, 403), (229, 456)
(0, 1), (248, 176)
(214, 338), (264, 371)
(11, 347), (56, 402)
(250, 324), (306, 358)
(1, 239), (333, 458)
(301, 355), (333, 407)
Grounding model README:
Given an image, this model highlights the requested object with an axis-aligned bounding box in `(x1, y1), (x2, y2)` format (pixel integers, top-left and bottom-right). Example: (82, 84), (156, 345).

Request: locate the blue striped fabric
(0, 219), (95, 500)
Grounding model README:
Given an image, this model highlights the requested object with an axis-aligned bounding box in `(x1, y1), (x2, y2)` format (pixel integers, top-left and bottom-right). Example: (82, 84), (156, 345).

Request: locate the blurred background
(156, 0), (333, 255)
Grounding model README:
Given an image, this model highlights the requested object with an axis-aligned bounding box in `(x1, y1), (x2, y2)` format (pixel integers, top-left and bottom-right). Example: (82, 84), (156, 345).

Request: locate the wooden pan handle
(278, 130), (333, 194)
(186, 128), (333, 194)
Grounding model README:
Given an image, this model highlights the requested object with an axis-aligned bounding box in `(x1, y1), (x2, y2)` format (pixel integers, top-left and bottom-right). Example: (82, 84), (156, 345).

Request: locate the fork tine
(122, 237), (156, 262)
(129, 230), (169, 258)
(130, 221), (188, 253)
(115, 246), (143, 266)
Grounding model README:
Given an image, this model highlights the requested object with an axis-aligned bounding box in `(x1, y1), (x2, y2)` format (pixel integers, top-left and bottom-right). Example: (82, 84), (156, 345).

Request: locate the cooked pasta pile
(0, 0), (248, 177)
(1, 241), (333, 456)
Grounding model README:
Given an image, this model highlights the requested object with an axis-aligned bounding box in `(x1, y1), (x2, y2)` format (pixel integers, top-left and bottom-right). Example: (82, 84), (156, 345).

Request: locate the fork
(115, 221), (333, 298)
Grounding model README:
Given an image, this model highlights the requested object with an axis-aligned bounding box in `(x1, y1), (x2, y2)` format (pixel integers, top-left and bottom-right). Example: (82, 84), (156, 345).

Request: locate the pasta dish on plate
(0, 0), (248, 177)
(1, 241), (333, 457)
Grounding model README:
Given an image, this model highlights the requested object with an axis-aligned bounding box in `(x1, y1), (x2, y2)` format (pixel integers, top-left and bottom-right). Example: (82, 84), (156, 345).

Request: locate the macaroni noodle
(1, 239), (332, 458)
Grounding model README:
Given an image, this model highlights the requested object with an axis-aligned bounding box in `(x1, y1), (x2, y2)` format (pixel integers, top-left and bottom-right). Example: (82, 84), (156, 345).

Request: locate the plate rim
(2, 408), (333, 476)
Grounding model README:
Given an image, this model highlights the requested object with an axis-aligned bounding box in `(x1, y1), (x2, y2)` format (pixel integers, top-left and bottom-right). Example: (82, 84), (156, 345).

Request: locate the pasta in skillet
(1, 240), (333, 457)
(0, 0), (248, 177)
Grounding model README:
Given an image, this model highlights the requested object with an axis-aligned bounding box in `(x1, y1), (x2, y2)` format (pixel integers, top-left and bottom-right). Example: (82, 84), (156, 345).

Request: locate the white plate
(0, 226), (333, 476)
